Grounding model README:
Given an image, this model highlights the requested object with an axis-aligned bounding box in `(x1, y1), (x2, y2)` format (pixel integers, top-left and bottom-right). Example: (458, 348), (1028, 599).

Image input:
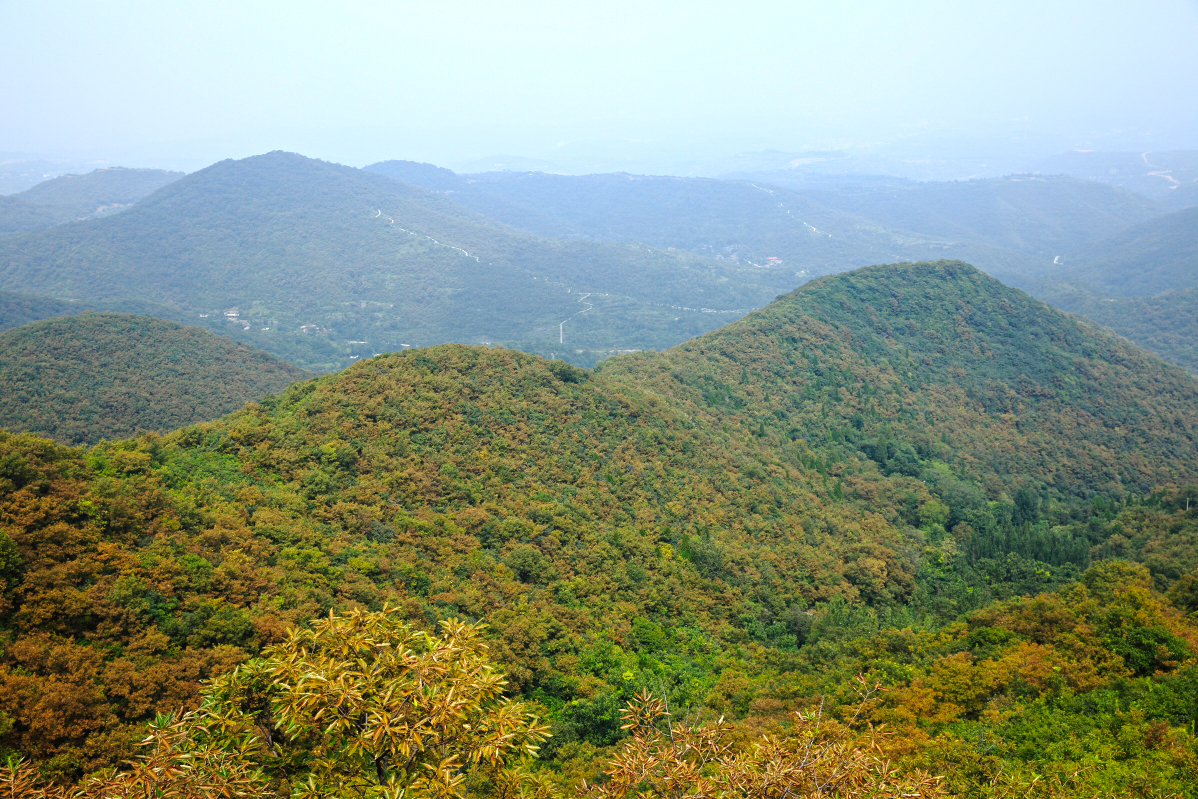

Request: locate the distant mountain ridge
(366, 159), (1198, 378)
(1054, 206), (1198, 297)
(13, 166), (184, 216)
(0, 167), (183, 235)
(365, 161), (1173, 291)
(365, 160), (1047, 283)
(0, 151), (786, 369)
(4, 150), (1192, 380)
(1036, 149), (1198, 210)
(800, 174), (1165, 256)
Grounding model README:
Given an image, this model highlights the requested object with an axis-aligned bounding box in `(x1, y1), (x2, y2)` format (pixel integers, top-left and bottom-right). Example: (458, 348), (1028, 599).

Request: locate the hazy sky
(2, 0), (1197, 173)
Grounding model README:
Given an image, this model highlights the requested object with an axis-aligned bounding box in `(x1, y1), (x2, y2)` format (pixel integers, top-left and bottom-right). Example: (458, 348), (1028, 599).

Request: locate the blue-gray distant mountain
(1031, 206), (1198, 373)
(365, 162), (1170, 288)
(0, 167), (184, 234)
(1055, 206), (1198, 297)
(0, 152), (786, 369)
(13, 166), (184, 217)
(0, 194), (64, 236)
(1036, 150), (1198, 210)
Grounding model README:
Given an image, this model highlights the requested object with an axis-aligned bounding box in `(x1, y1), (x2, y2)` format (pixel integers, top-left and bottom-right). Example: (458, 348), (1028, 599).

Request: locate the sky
(1, 0), (1197, 175)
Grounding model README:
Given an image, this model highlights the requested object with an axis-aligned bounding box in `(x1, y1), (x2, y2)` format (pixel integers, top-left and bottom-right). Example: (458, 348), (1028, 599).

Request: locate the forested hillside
(0, 152), (782, 369)
(0, 168), (183, 235)
(2, 262), (1197, 795)
(1047, 285), (1198, 374)
(0, 195), (66, 236)
(801, 175), (1165, 256)
(365, 160), (981, 281)
(1011, 206), (1198, 372)
(602, 260), (1198, 498)
(11, 167), (183, 220)
(1055, 205), (1198, 297)
(0, 313), (310, 443)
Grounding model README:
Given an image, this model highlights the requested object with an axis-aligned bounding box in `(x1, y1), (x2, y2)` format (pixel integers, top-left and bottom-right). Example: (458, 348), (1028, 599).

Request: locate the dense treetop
(0, 313), (310, 444)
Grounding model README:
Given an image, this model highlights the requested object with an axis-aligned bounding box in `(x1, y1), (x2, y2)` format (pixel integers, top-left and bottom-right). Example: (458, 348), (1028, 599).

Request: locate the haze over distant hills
(1022, 205), (1198, 373)
(0, 166), (183, 235)
(0, 152), (790, 369)
(366, 159), (987, 282)
(366, 161), (1172, 286)
(1036, 150), (1198, 210)
(5, 149), (1194, 376)
(1051, 206), (1198, 297)
(366, 159), (1198, 371)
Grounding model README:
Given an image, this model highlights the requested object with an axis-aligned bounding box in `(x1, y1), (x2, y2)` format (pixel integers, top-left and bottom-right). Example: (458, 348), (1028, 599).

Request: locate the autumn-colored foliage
(586, 685), (943, 799)
(8, 610), (946, 799)
(2, 263), (1198, 795)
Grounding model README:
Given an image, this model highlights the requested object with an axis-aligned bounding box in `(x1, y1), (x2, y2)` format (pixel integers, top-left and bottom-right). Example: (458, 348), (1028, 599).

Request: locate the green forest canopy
(2, 262), (1198, 795)
(0, 313), (311, 444)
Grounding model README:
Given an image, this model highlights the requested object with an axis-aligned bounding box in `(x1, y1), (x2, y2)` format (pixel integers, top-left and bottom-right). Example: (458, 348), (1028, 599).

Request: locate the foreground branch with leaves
(6, 609), (943, 799)
(6, 608), (550, 799)
(584, 682), (943, 799)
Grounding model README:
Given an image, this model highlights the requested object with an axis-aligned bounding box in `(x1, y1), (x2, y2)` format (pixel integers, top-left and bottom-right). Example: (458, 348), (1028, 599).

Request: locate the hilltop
(0, 152), (781, 369)
(12, 166), (183, 219)
(602, 260), (1198, 499)
(0, 167), (183, 235)
(0, 313), (310, 444)
(3, 262), (1198, 789)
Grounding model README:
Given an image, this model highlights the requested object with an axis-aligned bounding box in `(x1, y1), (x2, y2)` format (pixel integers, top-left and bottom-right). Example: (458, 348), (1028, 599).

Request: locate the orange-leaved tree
(8, 608), (550, 799)
(583, 681), (944, 799)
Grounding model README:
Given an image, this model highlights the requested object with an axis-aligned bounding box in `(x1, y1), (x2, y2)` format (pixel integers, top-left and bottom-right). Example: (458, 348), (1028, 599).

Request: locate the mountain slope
(0, 152), (779, 369)
(1053, 205), (1198, 297)
(365, 160), (1040, 283)
(601, 260), (1198, 499)
(0, 313), (310, 444)
(1028, 283), (1198, 375)
(0, 194), (68, 235)
(0, 344), (923, 774)
(800, 174), (1166, 256)
(12, 167), (184, 220)
(2, 262), (1198, 784)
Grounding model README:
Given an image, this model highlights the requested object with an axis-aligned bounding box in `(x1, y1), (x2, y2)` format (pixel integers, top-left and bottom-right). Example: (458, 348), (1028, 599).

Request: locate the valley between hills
(1, 152), (1197, 798)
